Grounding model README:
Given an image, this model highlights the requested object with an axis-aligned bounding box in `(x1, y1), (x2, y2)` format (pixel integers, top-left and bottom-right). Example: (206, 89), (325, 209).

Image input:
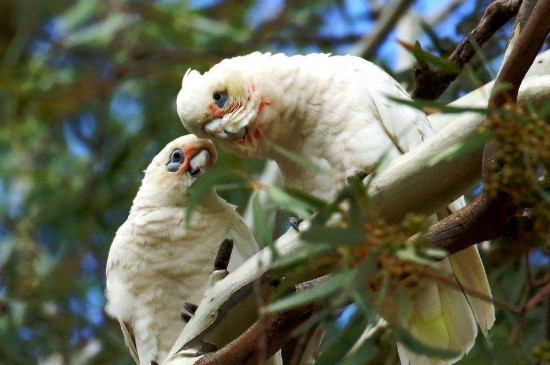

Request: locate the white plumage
(105, 135), (259, 365)
(177, 52), (495, 364)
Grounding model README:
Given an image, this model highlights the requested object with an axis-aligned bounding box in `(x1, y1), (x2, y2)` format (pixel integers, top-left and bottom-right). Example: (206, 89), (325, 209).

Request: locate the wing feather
(120, 319), (140, 365)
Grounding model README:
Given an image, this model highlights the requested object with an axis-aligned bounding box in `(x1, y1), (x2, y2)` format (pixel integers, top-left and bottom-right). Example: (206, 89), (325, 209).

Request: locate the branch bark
(412, 0), (522, 100)
(423, 0), (550, 256)
(194, 304), (316, 365)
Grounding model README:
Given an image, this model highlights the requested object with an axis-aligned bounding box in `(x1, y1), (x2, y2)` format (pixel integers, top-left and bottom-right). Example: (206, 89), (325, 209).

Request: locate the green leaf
(421, 247), (449, 260)
(186, 168), (246, 223)
(264, 140), (325, 173)
(263, 271), (354, 313)
(398, 40), (461, 74)
(64, 14), (138, 47)
(301, 225), (365, 246)
(273, 243), (332, 269)
(429, 133), (488, 165)
(251, 190), (275, 255)
(267, 186), (313, 218)
(396, 246), (438, 267)
(62, 0), (99, 30)
(276, 187), (332, 212)
(340, 340), (378, 365)
(316, 311), (369, 365)
(388, 96), (493, 115)
(490, 81), (514, 98)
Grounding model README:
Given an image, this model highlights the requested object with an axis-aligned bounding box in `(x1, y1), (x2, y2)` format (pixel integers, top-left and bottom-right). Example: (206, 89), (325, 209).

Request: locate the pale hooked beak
(204, 118), (246, 141)
(178, 139), (217, 177)
(188, 150), (211, 177)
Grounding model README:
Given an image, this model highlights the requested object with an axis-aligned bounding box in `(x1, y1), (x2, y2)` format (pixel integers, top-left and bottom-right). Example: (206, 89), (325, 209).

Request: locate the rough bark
(412, 0), (522, 100)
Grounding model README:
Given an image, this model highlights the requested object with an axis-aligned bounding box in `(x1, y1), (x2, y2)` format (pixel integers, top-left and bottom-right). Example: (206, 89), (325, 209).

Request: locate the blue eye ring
(213, 92), (229, 108)
(166, 148), (184, 172)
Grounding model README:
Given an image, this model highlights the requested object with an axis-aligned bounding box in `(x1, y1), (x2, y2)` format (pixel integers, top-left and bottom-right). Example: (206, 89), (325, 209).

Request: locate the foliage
(1, 0), (549, 364)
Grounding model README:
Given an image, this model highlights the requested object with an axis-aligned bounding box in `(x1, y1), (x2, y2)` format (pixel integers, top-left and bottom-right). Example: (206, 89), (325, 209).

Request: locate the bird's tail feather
(395, 259), (478, 365)
(267, 351), (284, 365)
(395, 197), (495, 365)
(443, 197), (495, 335)
(449, 246), (495, 335)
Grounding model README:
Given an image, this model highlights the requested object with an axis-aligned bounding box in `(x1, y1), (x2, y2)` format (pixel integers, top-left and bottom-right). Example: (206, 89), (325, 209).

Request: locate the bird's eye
(166, 148), (184, 172)
(171, 149), (183, 162)
(213, 92), (229, 108)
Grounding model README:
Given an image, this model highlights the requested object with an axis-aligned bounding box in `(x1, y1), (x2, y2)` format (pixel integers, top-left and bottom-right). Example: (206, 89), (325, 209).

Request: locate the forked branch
(412, 0), (522, 100)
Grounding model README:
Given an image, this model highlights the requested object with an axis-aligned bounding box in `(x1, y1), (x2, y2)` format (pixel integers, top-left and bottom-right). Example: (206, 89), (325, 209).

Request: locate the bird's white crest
(182, 68), (201, 87)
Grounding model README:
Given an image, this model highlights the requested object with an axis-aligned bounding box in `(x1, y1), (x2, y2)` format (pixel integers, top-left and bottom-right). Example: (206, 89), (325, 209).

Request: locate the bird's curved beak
(178, 139), (217, 177)
(204, 118), (246, 141)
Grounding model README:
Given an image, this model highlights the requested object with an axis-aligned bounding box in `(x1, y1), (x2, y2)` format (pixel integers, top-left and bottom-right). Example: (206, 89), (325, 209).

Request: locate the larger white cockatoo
(105, 135), (261, 365)
(176, 52), (495, 364)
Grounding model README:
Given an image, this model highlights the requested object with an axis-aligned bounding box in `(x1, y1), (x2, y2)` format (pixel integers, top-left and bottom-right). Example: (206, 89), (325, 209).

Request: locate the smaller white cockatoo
(176, 52), (495, 364)
(105, 135), (260, 365)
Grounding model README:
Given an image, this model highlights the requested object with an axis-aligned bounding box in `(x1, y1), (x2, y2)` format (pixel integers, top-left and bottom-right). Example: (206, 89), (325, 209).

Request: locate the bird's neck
(131, 185), (222, 212)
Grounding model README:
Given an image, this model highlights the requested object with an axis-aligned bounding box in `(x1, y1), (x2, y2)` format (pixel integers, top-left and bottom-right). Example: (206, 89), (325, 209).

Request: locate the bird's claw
(346, 170), (368, 185)
(184, 302), (198, 315)
(197, 342), (218, 355)
(181, 312), (192, 322)
(289, 217), (303, 232)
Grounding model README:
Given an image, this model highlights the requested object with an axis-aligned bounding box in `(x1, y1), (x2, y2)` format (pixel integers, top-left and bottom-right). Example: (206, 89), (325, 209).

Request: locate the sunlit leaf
(264, 271), (355, 313)
(397, 40), (461, 74)
(429, 133), (488, 165)
(267, 186), (312, 218)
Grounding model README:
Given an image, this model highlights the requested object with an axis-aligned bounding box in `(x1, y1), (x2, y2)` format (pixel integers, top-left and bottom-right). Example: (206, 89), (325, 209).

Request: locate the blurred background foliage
(0, 0), (548, 364)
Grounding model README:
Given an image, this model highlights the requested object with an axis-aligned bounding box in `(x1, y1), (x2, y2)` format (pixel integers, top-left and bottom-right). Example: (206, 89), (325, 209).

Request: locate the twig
(412, 0), (522, 100)
(351, 0), (415, 59)
(526, 281), (550, 309)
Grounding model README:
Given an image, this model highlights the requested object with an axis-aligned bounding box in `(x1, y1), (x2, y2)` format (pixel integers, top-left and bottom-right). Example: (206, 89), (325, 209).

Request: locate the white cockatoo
(105, 135), (261, 365)
(176, 52), (495, 364)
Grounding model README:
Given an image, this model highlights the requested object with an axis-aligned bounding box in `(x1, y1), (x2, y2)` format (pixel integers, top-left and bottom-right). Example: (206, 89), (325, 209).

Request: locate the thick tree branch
(423, 0), (550, 255)
(194, 303), (316, 365)
(412, 0), (522, 100)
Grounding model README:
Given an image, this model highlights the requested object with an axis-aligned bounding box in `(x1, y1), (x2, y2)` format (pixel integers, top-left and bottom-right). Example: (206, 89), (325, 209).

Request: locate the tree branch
(351, 0), (415, 59)
(412, 0), (522, 100)
(194, 302), (316, 365)
(423, 0), (550, 256)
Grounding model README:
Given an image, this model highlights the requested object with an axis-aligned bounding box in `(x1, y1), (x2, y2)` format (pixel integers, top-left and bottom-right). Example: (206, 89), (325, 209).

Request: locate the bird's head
(139, 135), (217, 206)
(177, 54), (274, 157)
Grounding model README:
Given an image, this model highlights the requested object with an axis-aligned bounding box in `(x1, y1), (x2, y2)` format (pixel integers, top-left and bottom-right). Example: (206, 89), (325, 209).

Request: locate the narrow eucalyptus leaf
(264, 271), (354, 313)
(301, 226), (365, 246)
